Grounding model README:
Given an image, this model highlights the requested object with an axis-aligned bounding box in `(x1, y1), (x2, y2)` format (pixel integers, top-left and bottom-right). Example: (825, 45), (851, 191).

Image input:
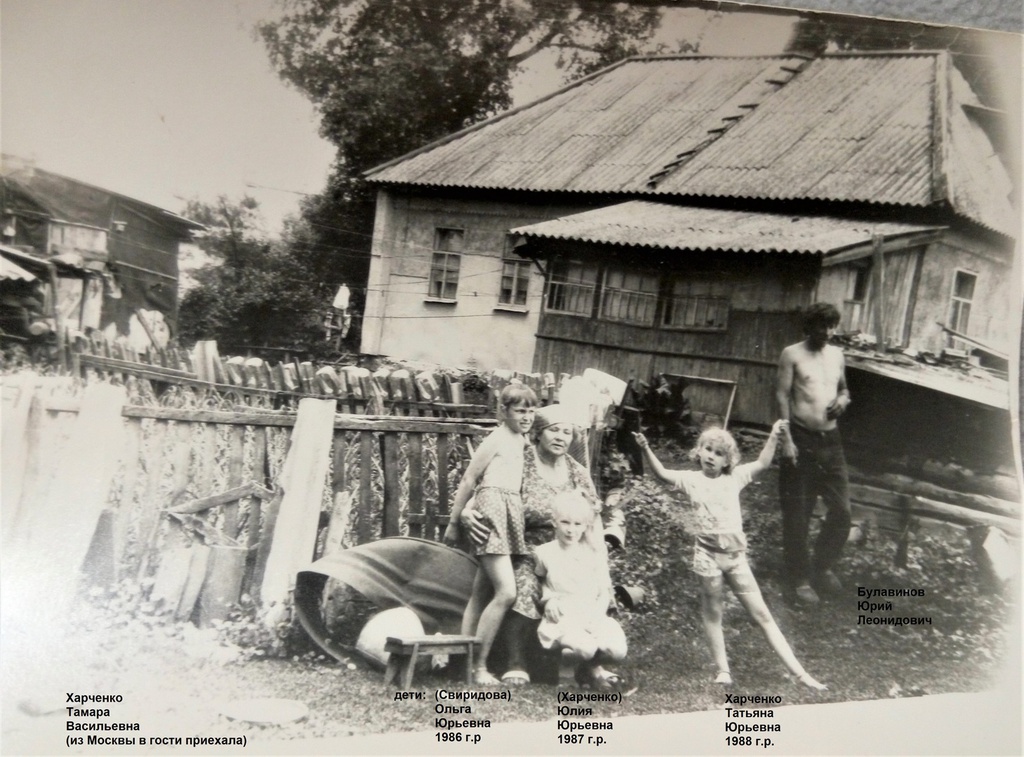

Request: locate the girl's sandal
(473, 668), (502, 686)
(500, 670), (530, 686)
(592, 671), (623, 693)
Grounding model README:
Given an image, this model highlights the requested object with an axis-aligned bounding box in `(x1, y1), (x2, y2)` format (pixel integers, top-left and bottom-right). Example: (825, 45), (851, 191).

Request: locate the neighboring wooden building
(0, 155), (203, 348)
(362, 52), (1018, 425)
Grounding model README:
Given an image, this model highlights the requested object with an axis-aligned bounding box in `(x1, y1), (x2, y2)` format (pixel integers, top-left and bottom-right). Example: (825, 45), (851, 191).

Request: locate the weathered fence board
(5, 372), (497, 632)
(407, 434), (425, 539)
(12, 383), (127, 616)
(71, 338), (494, 417)
(382, 432), (401, 538)
(259, 399), (337, 626)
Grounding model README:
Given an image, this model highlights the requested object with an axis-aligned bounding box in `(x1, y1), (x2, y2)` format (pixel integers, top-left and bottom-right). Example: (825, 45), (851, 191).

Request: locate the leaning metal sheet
(294, 536), (478, 662)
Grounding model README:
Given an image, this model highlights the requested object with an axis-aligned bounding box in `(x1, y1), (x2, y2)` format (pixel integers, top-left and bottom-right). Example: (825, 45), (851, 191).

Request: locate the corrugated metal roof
(367, 56), (808, 193)
(944, 69), (1018, 236)
(846, 353), (1009, 410)
(0, 255), (36, 281)
(652, 55), (938, 205)
(510, 200), (942, 255)
(368, 52), (1016, 236)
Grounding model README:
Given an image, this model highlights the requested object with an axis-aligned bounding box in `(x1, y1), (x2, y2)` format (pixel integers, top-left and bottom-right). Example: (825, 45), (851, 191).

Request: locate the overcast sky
(2, 1), (1019, 235)
(2, 0), (334, 234)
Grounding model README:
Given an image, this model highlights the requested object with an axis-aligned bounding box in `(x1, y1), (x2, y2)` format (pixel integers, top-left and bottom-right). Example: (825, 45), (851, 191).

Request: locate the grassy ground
(2, 439), (1015, 747)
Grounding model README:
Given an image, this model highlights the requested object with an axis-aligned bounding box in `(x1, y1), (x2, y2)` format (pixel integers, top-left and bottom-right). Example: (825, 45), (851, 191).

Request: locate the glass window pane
(954, 272), (976, 299)
(436, 228), (464, 252)
(429, 251), (459, 298)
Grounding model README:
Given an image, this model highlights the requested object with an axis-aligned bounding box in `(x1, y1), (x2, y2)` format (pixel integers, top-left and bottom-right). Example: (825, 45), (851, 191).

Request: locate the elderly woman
(457, 403), (624, 689)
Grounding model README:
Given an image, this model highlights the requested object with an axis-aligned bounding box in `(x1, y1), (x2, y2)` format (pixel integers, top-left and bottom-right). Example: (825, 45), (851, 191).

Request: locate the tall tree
(178, 196), (331, 354)
(260, 0), (663, 181)
(258, 0), (666, 349)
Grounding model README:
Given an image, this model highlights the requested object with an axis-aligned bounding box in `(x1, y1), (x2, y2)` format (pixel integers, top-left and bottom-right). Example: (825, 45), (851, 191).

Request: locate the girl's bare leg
(473, 554), (516, 683)
(461, 569), (490, 636)
(700, 575), (731, 682)
(732, 579), (827, 691)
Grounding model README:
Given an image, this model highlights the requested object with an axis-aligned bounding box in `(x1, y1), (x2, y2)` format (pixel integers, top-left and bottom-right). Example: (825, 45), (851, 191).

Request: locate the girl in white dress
(533, 491), (627, 667)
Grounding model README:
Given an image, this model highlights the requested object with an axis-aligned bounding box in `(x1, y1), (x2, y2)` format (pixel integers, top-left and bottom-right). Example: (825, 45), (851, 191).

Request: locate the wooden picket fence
(2, 372), (496, 628)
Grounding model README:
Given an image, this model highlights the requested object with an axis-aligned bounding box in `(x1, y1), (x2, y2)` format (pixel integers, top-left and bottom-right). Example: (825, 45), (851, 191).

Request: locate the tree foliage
(252, 1), (666, 353)
(260, 0), (663, 180)
(178, 196), (332, 353)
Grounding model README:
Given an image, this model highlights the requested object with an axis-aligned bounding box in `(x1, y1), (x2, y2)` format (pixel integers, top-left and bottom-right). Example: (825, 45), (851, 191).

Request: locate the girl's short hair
(691, 426), (741, 473)
(498, 383), (538, 413)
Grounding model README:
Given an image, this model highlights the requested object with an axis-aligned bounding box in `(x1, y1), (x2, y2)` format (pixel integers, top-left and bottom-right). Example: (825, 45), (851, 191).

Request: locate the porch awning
(0, 256), (36, 282)
(510, 201), (944, 256)
(846, 353), (1009, 410)
(0, 244), (90, 274)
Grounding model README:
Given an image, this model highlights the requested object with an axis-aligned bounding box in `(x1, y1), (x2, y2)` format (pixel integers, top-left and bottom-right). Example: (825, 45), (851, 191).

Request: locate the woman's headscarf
(532, 403), (577, 433)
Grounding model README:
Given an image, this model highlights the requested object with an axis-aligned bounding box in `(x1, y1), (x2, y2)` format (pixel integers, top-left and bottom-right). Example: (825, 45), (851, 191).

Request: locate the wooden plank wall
(534, 310), (804, 425)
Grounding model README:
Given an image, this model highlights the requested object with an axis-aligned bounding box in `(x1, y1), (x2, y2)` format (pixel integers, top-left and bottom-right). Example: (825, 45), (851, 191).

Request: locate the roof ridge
(364, 54), (816, 181)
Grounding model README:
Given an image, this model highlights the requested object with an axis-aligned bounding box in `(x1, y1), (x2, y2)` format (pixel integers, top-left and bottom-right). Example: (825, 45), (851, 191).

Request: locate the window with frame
(498, 241), (530, 307)
(600, 267), (659, 325)
(545, 261), (598, 316)
(662, 278), (729, 331)
(840, 262), (871, 331)
(949, 269), (977, 336)
(428, 228), (464, 300)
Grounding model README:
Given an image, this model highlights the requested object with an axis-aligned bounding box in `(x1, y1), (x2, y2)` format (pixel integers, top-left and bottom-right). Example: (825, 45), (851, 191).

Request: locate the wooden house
(0, 155), (203, 348)
(361, 52), (1018, 426)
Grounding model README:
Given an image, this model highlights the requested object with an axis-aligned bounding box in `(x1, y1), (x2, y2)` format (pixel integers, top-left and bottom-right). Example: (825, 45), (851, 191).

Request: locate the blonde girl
(534, 490), (627, 669)
(635, 422), (826, 690)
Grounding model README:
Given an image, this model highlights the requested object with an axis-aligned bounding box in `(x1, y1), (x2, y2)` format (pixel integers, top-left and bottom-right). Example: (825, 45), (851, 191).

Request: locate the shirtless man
(776, 302), (851, 604)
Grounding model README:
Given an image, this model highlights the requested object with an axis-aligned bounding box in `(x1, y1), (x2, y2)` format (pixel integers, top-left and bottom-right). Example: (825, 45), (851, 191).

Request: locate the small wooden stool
(384, 635), (477, 690)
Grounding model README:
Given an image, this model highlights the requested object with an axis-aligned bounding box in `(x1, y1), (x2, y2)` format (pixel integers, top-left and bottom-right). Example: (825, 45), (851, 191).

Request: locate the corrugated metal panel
(367, 56), (806, 193)
(510, 201), (941, 254)
(654, 55), (938, 206)
(0, 255), (36, 281)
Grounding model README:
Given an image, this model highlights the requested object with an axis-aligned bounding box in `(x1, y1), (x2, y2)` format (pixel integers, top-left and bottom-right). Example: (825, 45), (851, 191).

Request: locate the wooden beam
(936, 322), (1010, 360)
(169, 482), (275, 515)
(849, 483), (1020, 535)
(78, 353), (196, 381)
(821, 230), (943, 267)
(871, 235), (887, 347)
(536, 333), (778, 368)
(849, 470), (1018, 519)
(41, 400), (500, 433)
